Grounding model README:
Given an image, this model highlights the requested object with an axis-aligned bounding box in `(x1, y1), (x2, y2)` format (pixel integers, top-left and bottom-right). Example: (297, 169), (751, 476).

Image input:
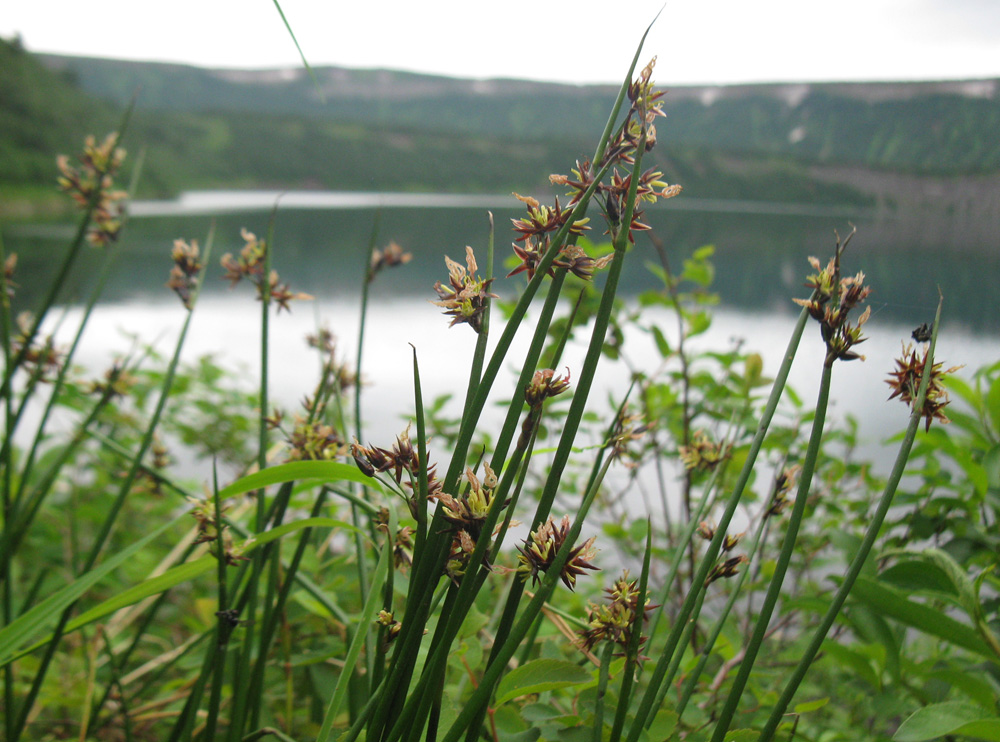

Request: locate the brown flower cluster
(541, 58), (681, 253)
(518, 368), (572, 448)
(352, 426), (443, 522)
(373, 509), (416, 569)
(57, 133), (128, 248)
(433, 465), (510, 581)
(431, 246), (497, 333)
(766, 465), (801, 518)
(886, 343), (962, 431)
(579, 571), (655, 654)
(608, 407), (648, 465)
(85, 361), (137, 400)
(166, 239), (203, 309)
(368, 241), (412, 283)
(792, 245), (872, 364)
(699, 522), (748, 586)
(221, 229), (313, 313)
(189, 497), (249, 567)
(284, 414), (346, 462)
(375, 609), (402, 646)
(12, 312), (62, 382)
(679, 430), (731, 472)
(306, 327), (356, 393)
(516, 515), (598, 591)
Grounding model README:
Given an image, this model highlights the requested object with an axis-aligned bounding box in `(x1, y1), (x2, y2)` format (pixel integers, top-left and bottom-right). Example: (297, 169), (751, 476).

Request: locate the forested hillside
(4, 36), (998, 217)
(41, 51), (1000, 174)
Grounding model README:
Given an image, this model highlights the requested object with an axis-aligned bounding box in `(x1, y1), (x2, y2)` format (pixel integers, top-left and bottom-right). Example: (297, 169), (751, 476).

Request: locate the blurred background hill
(3, 35), (999, 216)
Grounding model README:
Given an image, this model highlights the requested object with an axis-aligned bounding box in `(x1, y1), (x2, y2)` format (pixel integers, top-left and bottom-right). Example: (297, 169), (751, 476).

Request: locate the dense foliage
(1, 27), (998, 742)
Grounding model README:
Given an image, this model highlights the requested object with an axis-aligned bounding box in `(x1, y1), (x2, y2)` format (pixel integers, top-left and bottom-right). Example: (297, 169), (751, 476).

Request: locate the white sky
(3, 0), (999, 85)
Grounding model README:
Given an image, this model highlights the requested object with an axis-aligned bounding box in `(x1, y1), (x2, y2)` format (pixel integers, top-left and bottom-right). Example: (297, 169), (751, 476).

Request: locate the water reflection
(7, 190), (999, 334)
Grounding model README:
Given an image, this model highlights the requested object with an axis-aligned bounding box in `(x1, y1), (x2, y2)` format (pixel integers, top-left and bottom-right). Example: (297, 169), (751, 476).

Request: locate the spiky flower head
(579, 570), (655, 655)
(516, 515), (598, 591)
(167, 238), (203, 309)
(369, 241), (412, 283)
(431, 246), (497, 333)
(221, 229), (312, 312)
(886, 343), (962, 431)
(679, 430), (730, 472)
(792, 235), (873, 364)
(57, 132), (128, 247)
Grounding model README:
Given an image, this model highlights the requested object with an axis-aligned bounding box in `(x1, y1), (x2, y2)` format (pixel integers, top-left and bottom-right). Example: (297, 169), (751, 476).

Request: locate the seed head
(886, 343), (962, 431)
(516, 515), (598, 591)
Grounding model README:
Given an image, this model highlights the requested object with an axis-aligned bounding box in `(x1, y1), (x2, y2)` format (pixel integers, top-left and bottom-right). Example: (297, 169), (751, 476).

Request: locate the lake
(5, 190), (999, 478)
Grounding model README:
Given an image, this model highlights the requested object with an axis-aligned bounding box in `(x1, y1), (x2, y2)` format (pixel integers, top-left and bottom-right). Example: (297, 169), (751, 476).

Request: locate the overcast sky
(3, 0), (999, 86)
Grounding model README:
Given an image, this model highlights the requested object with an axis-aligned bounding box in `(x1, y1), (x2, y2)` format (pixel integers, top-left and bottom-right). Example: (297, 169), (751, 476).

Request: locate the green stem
(708, 360), (834, 742)
(756, 297), (946, 742)
(624, 302), (814, 742)
(10, 226), (214, 742)
(593, 642), (616, 742)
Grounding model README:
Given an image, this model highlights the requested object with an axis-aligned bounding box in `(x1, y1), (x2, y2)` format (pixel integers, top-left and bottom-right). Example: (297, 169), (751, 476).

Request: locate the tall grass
(0, 18), (964, 742)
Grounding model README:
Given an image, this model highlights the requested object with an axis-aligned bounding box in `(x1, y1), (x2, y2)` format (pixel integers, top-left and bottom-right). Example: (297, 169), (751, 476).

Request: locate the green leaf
(986, 374), (1000, 435)
(217, 460), (379, 501)
(15, 517), (359, 661)
(494, 658), (592, 707)
(692, 244), (716, 261)
(682, 256), (714, 287)
(983, 444), (1000, 490)
(894, 702), (1000, 741)
(794, 697), (830, 714)
(650, 325), (671, 358)
(647, 709), (678, 740)
(0, 514), (183, 668)
(926, 669), (999, 710)
(878, 561), (957, 596)
(850, 576), (995, 661)
(723, 731), (758, 742)
(686, 311), (711, 337)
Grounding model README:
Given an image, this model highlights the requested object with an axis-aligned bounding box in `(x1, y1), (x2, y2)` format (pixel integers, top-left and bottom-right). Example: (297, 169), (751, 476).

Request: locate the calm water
(6, 190), (999, 475)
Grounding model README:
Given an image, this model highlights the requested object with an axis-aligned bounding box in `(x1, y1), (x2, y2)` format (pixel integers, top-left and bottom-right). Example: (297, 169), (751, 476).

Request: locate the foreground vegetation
(2, 24), (999, 742)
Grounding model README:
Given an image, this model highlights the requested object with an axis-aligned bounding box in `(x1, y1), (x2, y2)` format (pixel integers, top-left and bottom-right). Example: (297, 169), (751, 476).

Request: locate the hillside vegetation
(4, 37), (999, 216)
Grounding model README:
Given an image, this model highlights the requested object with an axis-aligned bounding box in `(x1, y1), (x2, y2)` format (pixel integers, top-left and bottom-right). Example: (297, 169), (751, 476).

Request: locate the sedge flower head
(886, 343), (963, 431)
(431, 246), (497, 333)
(516, 515), (598, 591)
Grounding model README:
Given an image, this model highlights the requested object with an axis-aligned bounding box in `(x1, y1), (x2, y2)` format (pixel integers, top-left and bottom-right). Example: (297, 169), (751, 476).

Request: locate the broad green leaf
(894, 701), (1000, 741)
(723, 731), (758, 742)
(927, 669), (999, 710)
(15, 517), (359, 661)
(794, 697), (830, 713)
(0, 514), (183, 668)
(648, 709), (678, 740)
(687, 311), (711, 337)
(682, 256), (714, 287)
(820, 641), (880, 690)
(912, 548), (979, 622)
(651, 325), (671, 358)
(847, 604), (900, 681)
(878, 561), (957, 596)
(494, 658), (592, 707)
(850, 577), (995, 661)
(987, 374), (1000, 434)
(692, 244), (716, 261)
(983, 444), (1000, 490)
(217, 460), (379, 501)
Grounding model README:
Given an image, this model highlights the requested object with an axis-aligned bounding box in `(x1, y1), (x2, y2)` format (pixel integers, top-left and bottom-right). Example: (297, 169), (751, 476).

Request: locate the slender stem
(11, 227), (215, 742)
(756, 297), (946, 742)
(625, 303), (814, 742)
(708, 361), (834, 742)
(593, 642), (616, 742)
